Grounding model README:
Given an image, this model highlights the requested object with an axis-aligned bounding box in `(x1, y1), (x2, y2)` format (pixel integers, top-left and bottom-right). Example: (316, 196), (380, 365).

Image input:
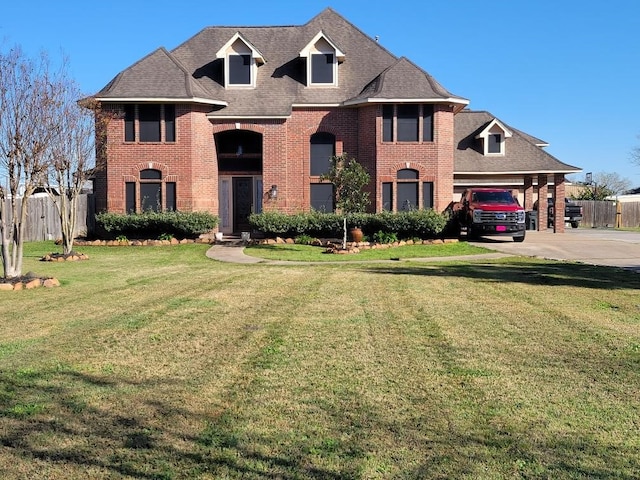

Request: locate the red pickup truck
(455, 188), (526, 242)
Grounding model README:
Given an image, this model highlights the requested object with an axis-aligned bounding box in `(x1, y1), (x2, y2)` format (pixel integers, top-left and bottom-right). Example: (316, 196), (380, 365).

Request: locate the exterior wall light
(269, 184), (278, 199)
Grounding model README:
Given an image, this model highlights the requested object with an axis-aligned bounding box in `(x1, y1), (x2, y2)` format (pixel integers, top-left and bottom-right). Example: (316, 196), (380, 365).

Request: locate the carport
(453, 110), (581, 233)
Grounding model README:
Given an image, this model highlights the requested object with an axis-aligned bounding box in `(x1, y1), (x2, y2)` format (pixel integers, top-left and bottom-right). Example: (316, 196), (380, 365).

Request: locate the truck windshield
(472, 191), (515, 204)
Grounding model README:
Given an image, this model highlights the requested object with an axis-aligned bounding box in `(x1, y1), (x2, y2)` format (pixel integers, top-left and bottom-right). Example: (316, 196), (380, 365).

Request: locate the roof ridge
(157, 47), (196, 98)
(96, 47), (169, 96)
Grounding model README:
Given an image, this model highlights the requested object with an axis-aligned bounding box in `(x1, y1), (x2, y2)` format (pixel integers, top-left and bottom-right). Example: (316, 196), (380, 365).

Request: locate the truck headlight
(517, 210), (525, 223)
(473, 210), (483, 223)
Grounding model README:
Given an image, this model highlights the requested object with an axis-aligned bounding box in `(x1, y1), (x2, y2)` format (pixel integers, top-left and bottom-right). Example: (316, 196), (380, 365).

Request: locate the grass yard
(245, 241), (491, 262)
(0, 241), (639, 479)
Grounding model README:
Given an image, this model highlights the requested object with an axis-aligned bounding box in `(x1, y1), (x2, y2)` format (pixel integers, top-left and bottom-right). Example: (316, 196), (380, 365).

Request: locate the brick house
(93, 8), (580, 234)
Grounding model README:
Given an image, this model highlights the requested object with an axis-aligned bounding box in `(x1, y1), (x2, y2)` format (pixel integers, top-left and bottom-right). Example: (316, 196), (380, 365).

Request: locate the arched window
(397, 169), (418, 211)
(310, 132), (335, 176)
(125, 168), (176, 213)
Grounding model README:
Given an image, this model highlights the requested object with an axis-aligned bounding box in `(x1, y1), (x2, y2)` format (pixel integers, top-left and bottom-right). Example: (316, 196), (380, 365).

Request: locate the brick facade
(96, 102), (457, 228)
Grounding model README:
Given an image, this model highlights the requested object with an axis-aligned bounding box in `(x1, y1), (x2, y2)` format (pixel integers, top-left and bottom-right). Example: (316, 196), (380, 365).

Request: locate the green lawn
(0, 241), (639, 479)
(245, 240), (491, 262)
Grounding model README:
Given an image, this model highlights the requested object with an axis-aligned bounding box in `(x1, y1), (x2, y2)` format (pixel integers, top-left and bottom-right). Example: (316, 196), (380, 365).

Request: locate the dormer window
(215, 33), (265, 88)
(475, 118), (512, 156)
(229, 54), (251, 85)
(488, 133), (502, 154)
(300, 31), (345, 87)
(312, 52), (335, 84)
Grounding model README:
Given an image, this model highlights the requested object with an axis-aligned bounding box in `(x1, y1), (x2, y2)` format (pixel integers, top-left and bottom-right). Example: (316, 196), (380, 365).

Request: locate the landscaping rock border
(255, 237), (459, 254)
(0, 273), (60, 291)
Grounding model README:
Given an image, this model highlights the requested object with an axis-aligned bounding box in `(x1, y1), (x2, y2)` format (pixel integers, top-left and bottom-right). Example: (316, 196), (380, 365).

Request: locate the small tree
(45, 87), (107, 255)
(0, 47), (63, 278)
(321, 153), (371, 214)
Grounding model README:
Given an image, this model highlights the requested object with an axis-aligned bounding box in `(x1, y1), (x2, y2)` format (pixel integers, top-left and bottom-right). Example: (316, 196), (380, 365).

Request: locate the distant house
(92, 8), (580, 233)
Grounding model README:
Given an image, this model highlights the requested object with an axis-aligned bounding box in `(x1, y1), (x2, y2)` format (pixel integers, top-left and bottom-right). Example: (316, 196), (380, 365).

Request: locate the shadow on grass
(361, 259), (640, 290)
(0, 359), (638, 478)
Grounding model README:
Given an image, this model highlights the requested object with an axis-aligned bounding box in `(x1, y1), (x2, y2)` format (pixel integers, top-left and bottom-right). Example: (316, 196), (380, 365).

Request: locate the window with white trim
(488, 133), (502, 154)
(216, 34), (264, 89)
(300, 33), (344, 87)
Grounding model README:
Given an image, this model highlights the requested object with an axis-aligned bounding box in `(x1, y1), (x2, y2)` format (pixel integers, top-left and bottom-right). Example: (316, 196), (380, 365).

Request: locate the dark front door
(233, 177), (253, 233)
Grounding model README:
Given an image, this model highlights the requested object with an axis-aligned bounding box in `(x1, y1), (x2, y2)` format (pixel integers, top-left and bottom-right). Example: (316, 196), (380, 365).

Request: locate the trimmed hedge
(249, 209), (448, 239)
(95, 211), (219, 239)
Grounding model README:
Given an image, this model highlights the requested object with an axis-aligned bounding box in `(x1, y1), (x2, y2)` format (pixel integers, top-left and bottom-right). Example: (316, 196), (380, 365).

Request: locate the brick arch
(389, 162), (425, 178)
(210, 123), (266, 135)
(379, 164), (437, 184)
(128, 162), (170, 178)
(304, 125), (344, 155)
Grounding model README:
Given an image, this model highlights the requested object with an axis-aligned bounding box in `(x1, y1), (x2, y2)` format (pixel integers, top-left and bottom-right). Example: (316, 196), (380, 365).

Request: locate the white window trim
(475, 118), (512, 156)
(226, 53), (255, 88)
(215, 32), (265, 89)
(299, 31), (345, 87)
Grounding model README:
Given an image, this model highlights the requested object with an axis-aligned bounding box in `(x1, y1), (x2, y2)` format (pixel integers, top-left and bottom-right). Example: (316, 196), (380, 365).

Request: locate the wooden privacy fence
(575, 200), (640, 228)
(1, 194), (95, 242)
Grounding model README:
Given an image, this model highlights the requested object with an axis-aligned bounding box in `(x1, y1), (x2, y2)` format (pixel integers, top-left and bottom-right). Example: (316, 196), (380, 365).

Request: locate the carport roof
(455, 110), (581, 175)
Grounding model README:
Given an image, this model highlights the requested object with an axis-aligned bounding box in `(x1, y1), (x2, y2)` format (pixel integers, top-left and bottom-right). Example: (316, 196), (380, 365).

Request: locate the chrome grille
(479, 211), (520, 223)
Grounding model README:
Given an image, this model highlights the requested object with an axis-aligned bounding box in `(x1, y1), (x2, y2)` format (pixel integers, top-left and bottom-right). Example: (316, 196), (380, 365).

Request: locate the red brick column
(553, 174), (566, 233)
(538, 174), (548, 230)
(524, 175), (534, 211)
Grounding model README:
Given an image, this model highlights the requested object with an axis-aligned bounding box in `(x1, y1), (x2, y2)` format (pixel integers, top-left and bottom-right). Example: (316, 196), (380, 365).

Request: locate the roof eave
(342, 97), (470, 107)
(455, 169), (582, 175)
(206, 114), (291, 120)
(95, 97), (228, 106)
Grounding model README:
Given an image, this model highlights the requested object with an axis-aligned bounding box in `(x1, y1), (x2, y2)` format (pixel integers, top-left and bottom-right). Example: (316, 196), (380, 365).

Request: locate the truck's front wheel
(513, 234), (525, 243)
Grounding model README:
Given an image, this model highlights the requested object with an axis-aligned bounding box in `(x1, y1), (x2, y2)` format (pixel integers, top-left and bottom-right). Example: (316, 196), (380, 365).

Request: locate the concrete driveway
(472, 228), (640, 272)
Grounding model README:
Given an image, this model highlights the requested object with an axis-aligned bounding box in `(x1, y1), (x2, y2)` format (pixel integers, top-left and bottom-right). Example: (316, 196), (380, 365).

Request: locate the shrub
(95, 211), (219, 239)
(373, 230), (398, 244)
(249, 209), (447, 239)
(294, 234), (315, 245)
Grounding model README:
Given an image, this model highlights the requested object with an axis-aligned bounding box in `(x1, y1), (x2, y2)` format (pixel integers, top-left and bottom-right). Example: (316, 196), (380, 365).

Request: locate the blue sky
(3, 1), (639, 185)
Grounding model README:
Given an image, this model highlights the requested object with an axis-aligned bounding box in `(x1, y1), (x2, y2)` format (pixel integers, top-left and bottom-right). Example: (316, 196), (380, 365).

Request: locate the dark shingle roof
(455, 110), (580, 174)
(97, 47), (215, 102)
(346, 57), (467, 106)
(96, 8), (466, 116)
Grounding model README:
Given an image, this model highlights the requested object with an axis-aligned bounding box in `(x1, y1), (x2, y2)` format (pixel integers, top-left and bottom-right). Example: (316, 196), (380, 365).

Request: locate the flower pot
(350, 227), (363, 243)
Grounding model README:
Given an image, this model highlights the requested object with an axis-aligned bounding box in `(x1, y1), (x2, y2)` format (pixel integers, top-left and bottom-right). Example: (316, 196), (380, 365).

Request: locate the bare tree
(44, 85), (104, 256)
(0, 47), (65, 279)
(631, 135), (640, 167)
(574, 171), (632, 200)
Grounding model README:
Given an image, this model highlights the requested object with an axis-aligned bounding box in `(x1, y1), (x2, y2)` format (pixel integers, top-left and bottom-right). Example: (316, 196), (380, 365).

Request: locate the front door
(233, 177), (253, 233)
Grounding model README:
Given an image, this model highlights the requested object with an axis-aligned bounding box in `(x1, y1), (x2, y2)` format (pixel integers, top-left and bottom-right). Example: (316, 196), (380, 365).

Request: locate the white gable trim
(475, 118), (512, 139)
(215, 32), (265, 64)
(299, 31), (345, 61)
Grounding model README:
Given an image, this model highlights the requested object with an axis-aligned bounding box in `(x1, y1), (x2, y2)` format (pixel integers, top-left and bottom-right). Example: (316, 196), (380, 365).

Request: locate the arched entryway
(215, 130), (263, 234)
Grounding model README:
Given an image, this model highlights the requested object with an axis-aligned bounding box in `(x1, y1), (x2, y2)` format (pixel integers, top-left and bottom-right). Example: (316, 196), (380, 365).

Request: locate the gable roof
(455, 110), (581, 175)
(95, 8), (466, 117)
